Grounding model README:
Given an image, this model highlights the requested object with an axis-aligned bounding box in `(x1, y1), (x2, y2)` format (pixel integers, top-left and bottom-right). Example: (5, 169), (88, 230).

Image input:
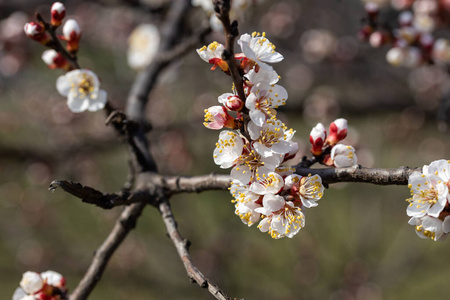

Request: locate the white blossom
(20, 272), (43, 295)
(284, 174), (324, 208)
(249, 172), (284, 195)
(246, 82), (288, 126)
(238, 32), (283, 70)
(213, 130), (244, 169)
(127, 24), (160, 71)
(408, 215), (450, 241)
(56, 69), (107, 113)
(331, 144), (357, 167)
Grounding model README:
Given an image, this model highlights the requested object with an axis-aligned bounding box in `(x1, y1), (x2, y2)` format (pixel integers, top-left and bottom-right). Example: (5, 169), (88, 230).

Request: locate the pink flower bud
(24, 22), (51, 45)
(204, 106), (236, 130)
(365, 2), (379, 18)
(224, 95), (244, 111)
(51, 2), (66, 27)
(369, 31), (386, 48)
(326, 118), (347, 146)
(41, 49), (69, 70)
(63, 19), (81, 53)
(309, 123), (326, 156)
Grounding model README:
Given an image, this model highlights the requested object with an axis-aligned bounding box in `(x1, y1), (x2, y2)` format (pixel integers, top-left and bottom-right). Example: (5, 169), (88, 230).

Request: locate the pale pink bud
(331, 144), (357, 167)
(41, 270), (66, 288)
(326, 118), (347, 146)
(24, 22), (50, 44)
(41, 49), (68, 69)
(63, 19), (81, 52)
(369, 31), (386, 48)
(432, 38), (450, 64)
(203, 106), (236, 130)
(309, 123), (326, 156)
(20, 271), (44, 294)
(224, 95), (244, 111)
(365, 2), (379, 18)
(51, 2), (66, 27)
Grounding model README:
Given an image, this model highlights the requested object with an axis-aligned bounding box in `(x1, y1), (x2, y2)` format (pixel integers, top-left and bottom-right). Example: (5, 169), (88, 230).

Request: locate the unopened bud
(41, 49), (69, 70)
(204, 106), (236, 130)
(365, 2), (379, 19)
(24, 22), (51, 45)
(224, 95), (244, 111)
(331, 144), (357, 167)
(309, 123), (326, 156)
(51, 2), (66, 27)
(398, 11), (413, 26)
(20, 271), (44, 294)
(63, 19), (81, 53)
(369, 31), (386, 48)
(326, 118), (347, 146)
(41, 270), (65, 288)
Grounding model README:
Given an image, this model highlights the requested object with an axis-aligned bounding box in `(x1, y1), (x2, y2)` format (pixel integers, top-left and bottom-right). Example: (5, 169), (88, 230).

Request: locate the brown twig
(68, 202), (146, 300)
(158, 199), (230, 300)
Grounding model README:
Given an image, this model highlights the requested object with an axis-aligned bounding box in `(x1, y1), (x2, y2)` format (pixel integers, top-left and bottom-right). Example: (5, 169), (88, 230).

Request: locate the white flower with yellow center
(213, 130), (244, 169)
(256, 194), (305, 239)
(238, 32), (283, 70)
(56, 69), (107, 113)
(246, 65), (279, 85)
(285, 174), (324, 208)
(231, 180), (262, 226)
(248, 118), (297, 158)
(230, 144), (282, 185)
(408, 215), (450, 241)
(246, 82), (288, 126)
(249, 172), (284, 195)
(406, 164), (449, 218)
(330, 144), (357, 167)
(196, 41), (229, 72)
(127, 24), (160, 71)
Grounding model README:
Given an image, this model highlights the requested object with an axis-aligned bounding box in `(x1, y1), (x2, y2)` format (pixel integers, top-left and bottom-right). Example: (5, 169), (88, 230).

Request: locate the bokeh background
(1, 0), (450, 299)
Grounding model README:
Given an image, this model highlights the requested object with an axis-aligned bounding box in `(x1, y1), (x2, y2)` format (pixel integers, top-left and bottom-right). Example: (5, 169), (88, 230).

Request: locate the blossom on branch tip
(197, 42), (229, 72)
(41, 49), (69, 70)
(204, 106), (236, 129)
(127, 24), (160, 71)
(330, 144), (357, 167)
(50, 2), (65, 27)
(24, 22), (50, 45)
(62, 19), (81, 53)
(56, 69), (107, 113)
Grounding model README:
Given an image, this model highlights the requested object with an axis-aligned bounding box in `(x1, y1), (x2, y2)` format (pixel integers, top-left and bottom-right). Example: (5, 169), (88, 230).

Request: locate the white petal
(67, 94), (90, 113)
(56, 75), (70, 96)
(88, 89), (107, 112)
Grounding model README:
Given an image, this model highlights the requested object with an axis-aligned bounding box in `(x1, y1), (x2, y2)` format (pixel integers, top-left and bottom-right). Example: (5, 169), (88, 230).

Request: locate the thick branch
(158, 199), (230, 300)
(296, 164), (421, 185)
(69, 202), (146, 300)
(164, 173), (231, 195)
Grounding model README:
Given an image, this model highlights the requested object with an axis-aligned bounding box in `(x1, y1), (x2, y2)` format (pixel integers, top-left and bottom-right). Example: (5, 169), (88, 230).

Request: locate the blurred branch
(296, 164), (421, 185)
(69, 202), (146, 300)
(158, 199), (231, 300)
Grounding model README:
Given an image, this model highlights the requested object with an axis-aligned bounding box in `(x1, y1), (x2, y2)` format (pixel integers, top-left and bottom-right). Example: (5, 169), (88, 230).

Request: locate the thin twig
(158, 199), (230, 300)
(69, 202), (146, 300)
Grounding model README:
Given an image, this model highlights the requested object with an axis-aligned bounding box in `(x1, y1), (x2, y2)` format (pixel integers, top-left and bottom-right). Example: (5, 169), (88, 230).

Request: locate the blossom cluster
(13, 271), (67, 300)
(198, 32), (326, 239)
(309, 119), (358, 168)
(24, 2), (107, 113)
(360, 1), (450, 67)
(406, 159), (450, 241)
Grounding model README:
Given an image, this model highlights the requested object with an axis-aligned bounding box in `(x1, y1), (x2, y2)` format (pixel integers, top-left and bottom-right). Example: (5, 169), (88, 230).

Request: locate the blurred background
(1, 0), (450, 299)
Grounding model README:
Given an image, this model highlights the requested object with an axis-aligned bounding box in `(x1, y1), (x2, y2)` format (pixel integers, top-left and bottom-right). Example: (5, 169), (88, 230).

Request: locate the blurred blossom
(300, 29), (337, 63)
(127, 24), (160, 71)
(0, 53), (22, 77)
(303, 86), (339, 122)
(285, 64), (314, 96)
(0, 11), (28, 40)
(391, 0), (414, 9)
(260, 1), (300, 38)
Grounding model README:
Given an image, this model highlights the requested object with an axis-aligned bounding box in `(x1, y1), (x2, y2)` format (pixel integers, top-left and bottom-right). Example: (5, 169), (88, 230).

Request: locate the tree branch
(158, 199), (231, 300)
(164, 173), (231, 195)
(69, 202), (146, 300)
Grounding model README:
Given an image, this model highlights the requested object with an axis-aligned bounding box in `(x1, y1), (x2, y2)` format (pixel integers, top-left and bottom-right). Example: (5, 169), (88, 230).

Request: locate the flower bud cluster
(309, 119), (357, 168)
(13, 270), (67, 300)
(406, 159), (450, 241)
(359, 1), (450, 67)
(198, 32), (325, 239)
(24, 2), (81, 70)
